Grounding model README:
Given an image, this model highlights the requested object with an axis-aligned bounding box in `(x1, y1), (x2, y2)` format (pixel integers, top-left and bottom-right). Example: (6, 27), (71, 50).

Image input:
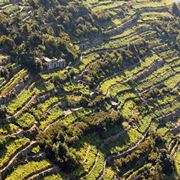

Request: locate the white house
(42, 57), (66, 70)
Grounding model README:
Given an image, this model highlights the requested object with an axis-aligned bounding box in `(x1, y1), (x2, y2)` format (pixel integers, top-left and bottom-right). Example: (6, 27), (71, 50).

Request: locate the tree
(0, 138), (5, 149)
(0, 35), (15, 54)
(29, 33), (42, 48)
(0, 105), (7, 119)
(160, 150), (175, 176)
(172, 2), (180, 16)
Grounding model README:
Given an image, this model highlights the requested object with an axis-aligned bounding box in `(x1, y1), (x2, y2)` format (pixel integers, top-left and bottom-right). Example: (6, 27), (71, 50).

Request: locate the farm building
(37, 56), (66, 70)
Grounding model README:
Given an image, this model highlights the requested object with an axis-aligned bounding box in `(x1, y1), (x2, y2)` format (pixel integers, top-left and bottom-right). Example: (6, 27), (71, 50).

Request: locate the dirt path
(81, 145), (91, 164)
(0, 141), (37, 179)
(98, 126), (150, 180)
(84, 152), (100, 178)
(26, 165), (60, 180)
(13, 94), (37, 118)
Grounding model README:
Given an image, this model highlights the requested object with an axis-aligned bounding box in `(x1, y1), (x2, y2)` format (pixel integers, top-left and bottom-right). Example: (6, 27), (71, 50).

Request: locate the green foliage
(6, 160), (51, 179)
(0, 0), (179, 179)
(0, 35), (15, 54)
(0, 104), (7, 119)
(42, 33), (80, 61)
(16, 113), (35, 129)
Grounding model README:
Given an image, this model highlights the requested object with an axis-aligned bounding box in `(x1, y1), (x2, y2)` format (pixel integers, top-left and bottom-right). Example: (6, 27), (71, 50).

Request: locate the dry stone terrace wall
(0, 75), (30, 104)
(0, 0), (32, 21)
(0, 141), (37, 179)
(0, 0), (180, 179)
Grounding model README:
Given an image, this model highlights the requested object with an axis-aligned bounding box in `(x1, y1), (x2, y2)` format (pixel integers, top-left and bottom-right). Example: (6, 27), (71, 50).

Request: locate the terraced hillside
(0, 0), (180, 179)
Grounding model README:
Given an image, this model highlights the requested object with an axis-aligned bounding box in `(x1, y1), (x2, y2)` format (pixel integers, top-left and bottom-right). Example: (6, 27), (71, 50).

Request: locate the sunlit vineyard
(0, 0), (179, 179)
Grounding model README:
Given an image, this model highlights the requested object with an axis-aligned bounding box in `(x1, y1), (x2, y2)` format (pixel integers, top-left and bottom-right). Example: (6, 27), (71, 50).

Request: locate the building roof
(43, 57), (65, 63)
(43, 57), (53, 62)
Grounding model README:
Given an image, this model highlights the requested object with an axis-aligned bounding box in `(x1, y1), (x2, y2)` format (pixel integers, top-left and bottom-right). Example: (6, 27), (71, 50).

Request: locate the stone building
(37, 56), (66, 70)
